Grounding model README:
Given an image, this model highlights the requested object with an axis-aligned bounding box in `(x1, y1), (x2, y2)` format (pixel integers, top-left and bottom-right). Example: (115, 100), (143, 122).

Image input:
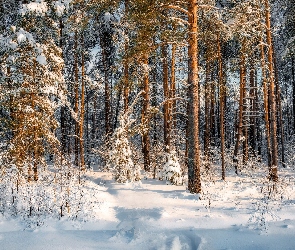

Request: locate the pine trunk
(102, 46), (111, 136)
(74, 31), (79, 167)
(204, 57), (211, 172)
(79, 36), (85, 171)
(260, 41), (272, 169)
(210, 72), (215, 147)
(124, 0), (129, 113)
(274, 52), (285, 166)
(265, 0), (278, 181)
(187, 0), (201, 194)
(217, 35), (225, 180)
(233, 48), (246, 174)
(171, 43), (177, 130)
(162, 44), (170, 153)
(249, 67), (257, 156)
(142, 54), (151, 172)
(60, 18), (66, 154)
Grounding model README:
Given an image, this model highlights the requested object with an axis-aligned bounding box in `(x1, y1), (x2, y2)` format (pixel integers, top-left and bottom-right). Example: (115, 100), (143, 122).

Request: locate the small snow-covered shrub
(161, 152), (183, 185)
(106, 113), (140, 183)
(0, 159), (103, 229)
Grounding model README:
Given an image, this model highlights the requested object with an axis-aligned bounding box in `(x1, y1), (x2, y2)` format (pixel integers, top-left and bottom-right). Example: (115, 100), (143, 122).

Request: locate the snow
(54, 0), (72, 17)
(0, 171), (294, 250)
(36, 54), (47, 65)
(20, 0), (48, 16)
(17, 33), (26, 43)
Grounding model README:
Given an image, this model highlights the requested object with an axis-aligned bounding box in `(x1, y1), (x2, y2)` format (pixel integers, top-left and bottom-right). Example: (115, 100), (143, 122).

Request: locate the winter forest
(0, 0), (295, 249)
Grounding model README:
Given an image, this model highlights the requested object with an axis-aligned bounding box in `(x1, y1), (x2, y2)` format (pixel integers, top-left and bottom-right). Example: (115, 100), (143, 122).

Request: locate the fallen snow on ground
(0, 170), (295, 250)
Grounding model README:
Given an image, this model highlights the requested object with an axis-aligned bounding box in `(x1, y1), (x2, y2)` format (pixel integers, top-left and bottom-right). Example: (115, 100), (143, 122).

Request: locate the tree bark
(170, 43), (177, 130)
(204, 56), (211, 173)
(79, 35), (85, 171)
(124, 0), (129, 113)
(187, 0), (201, 194)
(274, 52), (285, 166)
(141, 54), (151, 172)
(60, 18), (66, 154)
(162, 44), (170, 153)
(74, 30), (79, 167)
(233, 47), (246, 174)
(102, 46), (111, 136)
(260, 41), (272, 170)
(265, 0), (278, 181)
(249, 66), (257, 156)
(210, 71), (216, 147)
(217, 34), (225, 180)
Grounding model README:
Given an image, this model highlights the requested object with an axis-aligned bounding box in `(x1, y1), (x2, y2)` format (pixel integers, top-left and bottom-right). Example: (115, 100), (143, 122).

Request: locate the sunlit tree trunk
(187, 0), (201, 194)
(265, 0), (278, 181)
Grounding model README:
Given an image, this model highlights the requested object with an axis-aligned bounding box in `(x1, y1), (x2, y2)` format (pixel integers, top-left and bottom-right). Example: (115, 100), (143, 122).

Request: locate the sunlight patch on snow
(0, 170), (294, 249)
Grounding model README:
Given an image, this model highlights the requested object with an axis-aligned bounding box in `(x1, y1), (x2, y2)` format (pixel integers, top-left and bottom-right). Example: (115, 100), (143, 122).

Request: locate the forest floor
(0, 169), (295, 250)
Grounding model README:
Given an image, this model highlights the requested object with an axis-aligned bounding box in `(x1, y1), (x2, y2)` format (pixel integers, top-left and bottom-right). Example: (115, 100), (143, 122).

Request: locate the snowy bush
(0, 159), (103, 229)
(161, 151), (183, 185)
(105, 113), (140, 183)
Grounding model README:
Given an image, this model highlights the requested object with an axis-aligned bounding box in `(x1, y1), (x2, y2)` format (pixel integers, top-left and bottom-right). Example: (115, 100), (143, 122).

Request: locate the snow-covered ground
(0, 170), (295, 250)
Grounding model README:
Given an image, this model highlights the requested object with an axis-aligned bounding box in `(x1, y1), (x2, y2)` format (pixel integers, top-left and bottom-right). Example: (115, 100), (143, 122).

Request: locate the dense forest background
(0, 0), (295, 222)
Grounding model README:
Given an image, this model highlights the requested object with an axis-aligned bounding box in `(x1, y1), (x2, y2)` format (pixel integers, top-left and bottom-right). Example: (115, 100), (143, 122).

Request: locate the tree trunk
(102, 45), (111, 136)
(249, 66), (257, 156)
(187, 0), (201, 194)
(32, 59), (38, 181)
(265, 0), (278, 182)
(204, 56), (211, 173)
(124, 45), (129, 113)
(260, 41), (272, 170)
(79, 36), (85, 171)
(142, 54), (151, 172)
(242, 66), (248, 164)
(274, 51), (285, 166)
(60, 18), (66, 154)
(74, 31), (79, 167)
(92, 97), (97, 149)
(151, 56), (158, 179)
(210, 71), (216, 148)
(170, 43), (177, 131)
(217, 34), (225, 180)
(233, 47), (246, 174)
(124, 0), (129, 113)
(162, 44), (170, 153)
